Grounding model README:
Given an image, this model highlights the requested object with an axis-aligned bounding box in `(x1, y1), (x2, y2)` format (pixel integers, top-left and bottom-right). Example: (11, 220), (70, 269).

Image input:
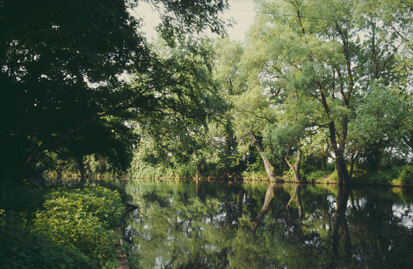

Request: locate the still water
(124, 180), (413, 268)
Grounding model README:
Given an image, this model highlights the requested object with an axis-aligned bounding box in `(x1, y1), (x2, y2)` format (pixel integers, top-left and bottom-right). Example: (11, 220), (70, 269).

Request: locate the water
(124, 180), (413, 268)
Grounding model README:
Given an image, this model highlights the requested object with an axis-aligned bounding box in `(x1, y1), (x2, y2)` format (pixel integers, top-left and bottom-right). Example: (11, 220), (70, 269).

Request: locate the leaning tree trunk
(285, 144), (302, 182)
(249, 131), (278, 181)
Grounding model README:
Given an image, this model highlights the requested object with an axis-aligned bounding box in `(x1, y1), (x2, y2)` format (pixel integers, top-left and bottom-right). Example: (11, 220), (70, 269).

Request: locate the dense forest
(1, 0), (412, 185)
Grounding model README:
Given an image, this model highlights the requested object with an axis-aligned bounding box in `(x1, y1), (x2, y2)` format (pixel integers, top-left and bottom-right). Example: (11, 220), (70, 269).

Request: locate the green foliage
(33, 187), (124, 267)
(0, 0), (228, 181)
(129, 161), (197, 179)
(1, 212), (92, 268)
(355, 165), (413, 186)
(397, 165), (413, 184)
(0, 185), (125, 268)
(305, 170), (330, 182)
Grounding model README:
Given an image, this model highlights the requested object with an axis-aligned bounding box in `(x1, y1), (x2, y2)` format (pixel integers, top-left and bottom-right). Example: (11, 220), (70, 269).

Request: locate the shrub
(397, 165), (413, 185)
(306, 170), (329, 182)
(31, 186), (125, 267)
(1, 210), (92, 268)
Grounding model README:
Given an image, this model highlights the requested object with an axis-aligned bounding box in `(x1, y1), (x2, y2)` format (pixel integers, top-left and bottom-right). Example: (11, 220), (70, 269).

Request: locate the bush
(355, 165), (412, 186)
(33, 186), (125, 267)
(1, 186), (125, 268)
(1, 210), (91, 268)
(395, 165), (413, 185)
(306, 171), (330, 182)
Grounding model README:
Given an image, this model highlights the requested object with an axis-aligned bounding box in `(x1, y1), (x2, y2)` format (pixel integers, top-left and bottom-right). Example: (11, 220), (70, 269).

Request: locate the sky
(131, 0), (257, 42)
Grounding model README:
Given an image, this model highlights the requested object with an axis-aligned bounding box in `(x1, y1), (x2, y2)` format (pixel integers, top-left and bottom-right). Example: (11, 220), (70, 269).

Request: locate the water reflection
(124, 180), (413, 268)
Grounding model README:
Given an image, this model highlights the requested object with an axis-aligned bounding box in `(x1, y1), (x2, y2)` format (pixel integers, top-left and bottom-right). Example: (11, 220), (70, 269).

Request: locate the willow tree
(249, 0), (412, 184)
(213, 38), (281, 179)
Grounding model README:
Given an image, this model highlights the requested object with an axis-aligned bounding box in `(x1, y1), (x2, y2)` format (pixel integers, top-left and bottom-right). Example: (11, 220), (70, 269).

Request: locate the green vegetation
(0, 184), (125, 268)
(0, 0), (228, 182)
(129, 0), (412, 186)
(1, 0), (412, 267)
(2, 0), (411, 185)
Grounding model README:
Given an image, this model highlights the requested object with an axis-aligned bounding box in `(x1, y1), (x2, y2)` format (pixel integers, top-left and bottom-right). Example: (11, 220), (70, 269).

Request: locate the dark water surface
(124, 180), (413, 268)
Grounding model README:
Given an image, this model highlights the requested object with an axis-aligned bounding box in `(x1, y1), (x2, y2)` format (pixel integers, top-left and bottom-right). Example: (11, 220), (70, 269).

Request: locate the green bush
(326, 171), (338, 182)
(306, 170), (329, 182)
(396, 165), (413, 185)
(33, 186), (125, 267)
(354, 165), (412, 185)
(1, 186), (125, 268)
(1, 210), (92, 268)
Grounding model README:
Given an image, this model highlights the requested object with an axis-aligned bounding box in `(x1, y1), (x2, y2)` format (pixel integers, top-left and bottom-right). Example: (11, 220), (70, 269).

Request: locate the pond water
(124, 180), (413, 268)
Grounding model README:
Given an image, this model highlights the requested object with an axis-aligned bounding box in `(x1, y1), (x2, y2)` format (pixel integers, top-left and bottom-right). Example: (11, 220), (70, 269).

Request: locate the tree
(348, 83), (412, 172)
(126, 38), (232, 179)
(246, 0), (412, 183)
(232, 87), (279, 180)
(268, 94), (320, 181)
(0, 0), (228, 181)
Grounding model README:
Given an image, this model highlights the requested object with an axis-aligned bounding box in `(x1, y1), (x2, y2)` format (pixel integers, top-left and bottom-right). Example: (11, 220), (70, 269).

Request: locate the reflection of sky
(327, 194), (336, 209)
(392, 204), (413, 229)
(328, 195), (370, 211)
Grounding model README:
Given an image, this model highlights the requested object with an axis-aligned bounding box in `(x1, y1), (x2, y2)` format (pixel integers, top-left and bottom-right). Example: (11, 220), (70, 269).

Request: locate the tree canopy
(0, 0), (228, 181)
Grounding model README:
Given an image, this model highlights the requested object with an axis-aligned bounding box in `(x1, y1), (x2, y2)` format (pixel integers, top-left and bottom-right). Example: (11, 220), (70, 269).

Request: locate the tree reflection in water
(124, 180), (413, 268)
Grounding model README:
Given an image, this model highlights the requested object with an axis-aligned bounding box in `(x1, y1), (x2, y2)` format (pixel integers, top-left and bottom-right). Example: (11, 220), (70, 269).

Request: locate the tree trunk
(249, 131), (278, 181)
(349, 152), (358, 180)
(335, 152), (350, 184)
(77, 156), (86, 185)
(294, 145), (302, 181)
(321, 143), (329, 171)
(196, 162), (201, 179)
(285, 144), (302, 182)
(320, 89), (350, 184)
(376, 149), (383, 173)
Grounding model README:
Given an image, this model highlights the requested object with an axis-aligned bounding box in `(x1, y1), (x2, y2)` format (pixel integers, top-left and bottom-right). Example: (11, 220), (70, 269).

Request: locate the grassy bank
(126, 164), (413, 187)
(0, 183), (126, 268)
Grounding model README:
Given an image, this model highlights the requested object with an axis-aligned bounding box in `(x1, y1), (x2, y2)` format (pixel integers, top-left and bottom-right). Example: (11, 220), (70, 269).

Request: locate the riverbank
(0, 182), (129, 268)
(124, 166), (413, 188)
(43, 163), (413, 188)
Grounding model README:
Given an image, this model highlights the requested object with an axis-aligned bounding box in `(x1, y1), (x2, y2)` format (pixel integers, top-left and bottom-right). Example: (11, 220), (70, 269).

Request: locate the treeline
(2, 0), (412, 185)
(129, 0), (413, 184)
